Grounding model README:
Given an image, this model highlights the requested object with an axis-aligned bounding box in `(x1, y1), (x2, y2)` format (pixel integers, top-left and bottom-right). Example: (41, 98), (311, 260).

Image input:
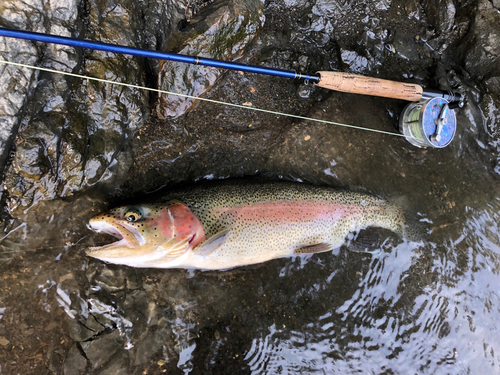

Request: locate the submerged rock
(311, 0), (342, 18)
(63, 344), (88, 375)
(155, 0), (265, 118)
(392, 31), (420, 61)
(479, 77), (500, 175)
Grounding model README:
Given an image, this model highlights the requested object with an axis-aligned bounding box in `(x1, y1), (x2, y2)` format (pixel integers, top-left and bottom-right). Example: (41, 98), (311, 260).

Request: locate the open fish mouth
(87, 220), (144, 255)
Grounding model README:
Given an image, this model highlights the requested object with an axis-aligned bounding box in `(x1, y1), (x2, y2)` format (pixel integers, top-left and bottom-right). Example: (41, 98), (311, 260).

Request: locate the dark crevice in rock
(75, 340), (90, 361)
(77, 318), (99, 336)
(82, 322), (116, 343)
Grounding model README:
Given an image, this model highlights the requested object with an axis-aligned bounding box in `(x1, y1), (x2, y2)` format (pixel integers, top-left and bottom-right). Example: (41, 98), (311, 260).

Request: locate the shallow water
(1, 87), (499, 374)
(1, 1), (500, 375)
(1, 177), (500, 374)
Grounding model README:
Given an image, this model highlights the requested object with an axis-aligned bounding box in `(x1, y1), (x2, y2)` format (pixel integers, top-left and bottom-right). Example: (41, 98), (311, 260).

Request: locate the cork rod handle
(316, 71), (423, 101)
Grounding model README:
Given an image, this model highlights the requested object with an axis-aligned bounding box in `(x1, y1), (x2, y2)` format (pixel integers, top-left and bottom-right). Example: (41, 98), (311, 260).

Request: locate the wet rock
(91, 268), (129, 293)
(69, 315), (107, 342)
(307, 16), (334, 47)
(404, 0), (420, 20)
(311, 0), (342, 18)
(372, 0), (391, 11)
(61, 292), (96, 340)
(456, 1), (500, 80)
(479, 77), (500, 174)
(81, 329), (124, 370)
(131, 325), (175, 366)
(0, 0), (78, 175)
(63, 344), (88, 375)
(423, 0), (456, 33)
(359, 27), (388, 60)
(1, 0), (158, 216)
(0, 44), (37, 172)
(297, 84), (314, 98)
(155, 0), (265, 118)
(340, 49), (372, 73)
(93, 350), (130, 375)
(481, 77), (500, 135)
(392, 31), (420, 61)
(0, 336), (9, 346)
(283, 0), (309, 7)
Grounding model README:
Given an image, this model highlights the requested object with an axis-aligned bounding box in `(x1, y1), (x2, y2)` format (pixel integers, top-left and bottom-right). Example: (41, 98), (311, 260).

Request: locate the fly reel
(399, 96), (463, 148)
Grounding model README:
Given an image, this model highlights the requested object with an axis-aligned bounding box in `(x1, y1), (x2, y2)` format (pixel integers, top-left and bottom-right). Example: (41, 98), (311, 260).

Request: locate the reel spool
(399, 97), (460, 148)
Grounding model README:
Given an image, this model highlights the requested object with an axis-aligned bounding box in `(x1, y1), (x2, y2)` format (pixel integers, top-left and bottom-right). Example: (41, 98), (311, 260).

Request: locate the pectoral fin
(141, 238), (191, 266)
(195, 229), (231, 255)
(294, 242), (333, 254)
(161, 237), (192, 257)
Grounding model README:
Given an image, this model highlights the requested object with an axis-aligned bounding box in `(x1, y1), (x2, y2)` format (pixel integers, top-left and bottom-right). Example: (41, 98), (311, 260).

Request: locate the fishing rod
(0, 27), (464, 148)
(0, 27), (462, 103)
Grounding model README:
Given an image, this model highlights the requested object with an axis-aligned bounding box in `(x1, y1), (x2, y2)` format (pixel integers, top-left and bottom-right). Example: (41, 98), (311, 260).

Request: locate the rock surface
(0, 0), (78, 175)
(451, 1), (500, 176)
(456, 1), (500, 80)
(0, 0), (193, 215)
(423, 0), (456, 33)
(155, 0), (265, 118)
(479, 77), (500, 174)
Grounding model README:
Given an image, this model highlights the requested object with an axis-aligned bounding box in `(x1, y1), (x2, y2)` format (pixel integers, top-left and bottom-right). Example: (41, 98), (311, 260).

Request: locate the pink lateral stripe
(213, 200), (356, 222)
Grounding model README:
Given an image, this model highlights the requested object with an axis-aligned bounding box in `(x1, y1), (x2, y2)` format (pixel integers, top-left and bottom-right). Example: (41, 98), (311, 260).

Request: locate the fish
(87, 181), (411, 270)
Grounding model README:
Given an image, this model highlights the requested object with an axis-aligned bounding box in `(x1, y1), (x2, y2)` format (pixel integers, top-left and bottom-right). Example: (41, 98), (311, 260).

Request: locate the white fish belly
(181, 218), (357, 270)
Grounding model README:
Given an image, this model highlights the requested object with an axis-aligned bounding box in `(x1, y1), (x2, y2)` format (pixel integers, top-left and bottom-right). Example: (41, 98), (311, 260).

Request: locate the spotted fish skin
(87, 182), (407, 270)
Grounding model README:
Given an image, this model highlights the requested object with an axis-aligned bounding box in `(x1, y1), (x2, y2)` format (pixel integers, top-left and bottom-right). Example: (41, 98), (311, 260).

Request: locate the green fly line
(0, 59), (410, 138)
(403, 104), (427, 143)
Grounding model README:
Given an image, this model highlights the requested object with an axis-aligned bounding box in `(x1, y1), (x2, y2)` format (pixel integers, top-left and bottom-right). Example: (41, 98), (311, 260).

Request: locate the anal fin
(294, 242), (332, 254)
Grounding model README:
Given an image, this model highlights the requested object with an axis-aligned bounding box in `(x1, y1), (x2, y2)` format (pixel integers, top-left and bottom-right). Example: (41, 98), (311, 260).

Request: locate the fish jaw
(86, 218), (161, 265)
(87, 218), (145, 257)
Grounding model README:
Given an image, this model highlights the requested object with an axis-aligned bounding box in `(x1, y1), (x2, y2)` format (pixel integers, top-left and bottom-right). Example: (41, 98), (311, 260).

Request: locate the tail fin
(388, 195), (428, 242)
(403, 215), (429, 242)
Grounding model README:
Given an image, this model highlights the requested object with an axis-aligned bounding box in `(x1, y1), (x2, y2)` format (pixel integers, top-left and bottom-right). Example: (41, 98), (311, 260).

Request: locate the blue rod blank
(0, 27), (320, 83)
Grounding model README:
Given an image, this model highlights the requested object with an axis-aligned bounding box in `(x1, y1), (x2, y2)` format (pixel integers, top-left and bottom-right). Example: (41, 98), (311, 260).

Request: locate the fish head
(87, 201), (205, 267)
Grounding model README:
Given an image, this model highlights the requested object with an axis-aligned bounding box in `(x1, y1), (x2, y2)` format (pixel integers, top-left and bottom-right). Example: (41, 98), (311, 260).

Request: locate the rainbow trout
(87, 182), (408, 270)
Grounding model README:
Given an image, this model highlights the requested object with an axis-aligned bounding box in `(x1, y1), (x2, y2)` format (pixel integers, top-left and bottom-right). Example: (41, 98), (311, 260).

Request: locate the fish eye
(124, 208), (142, 222)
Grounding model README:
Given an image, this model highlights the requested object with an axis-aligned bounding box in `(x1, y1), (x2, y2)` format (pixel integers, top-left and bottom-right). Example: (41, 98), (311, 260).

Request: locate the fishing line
(0, 59), (411, 138)
(0, 222), (26, 242)
(0, 234), (106, 251)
